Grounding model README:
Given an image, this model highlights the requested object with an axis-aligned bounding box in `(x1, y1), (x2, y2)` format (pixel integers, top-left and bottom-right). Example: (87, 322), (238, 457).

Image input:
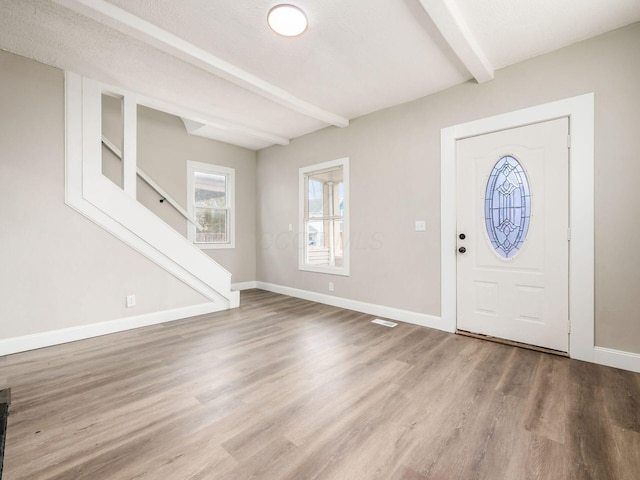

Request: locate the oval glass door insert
(484, 155), (531, 258)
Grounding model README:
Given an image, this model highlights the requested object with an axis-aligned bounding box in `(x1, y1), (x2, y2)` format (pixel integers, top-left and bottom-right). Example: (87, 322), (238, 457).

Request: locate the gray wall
(0, 50), (206, 340)
(257, 23), (640, 354)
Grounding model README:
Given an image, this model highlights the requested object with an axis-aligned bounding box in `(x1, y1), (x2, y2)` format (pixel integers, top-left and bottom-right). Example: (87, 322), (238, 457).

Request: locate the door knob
(458, 247), (466, 253)
(459, 233), (466, 240)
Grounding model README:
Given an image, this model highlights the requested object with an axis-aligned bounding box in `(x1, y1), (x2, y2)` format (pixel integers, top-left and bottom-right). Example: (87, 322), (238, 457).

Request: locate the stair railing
(101, 135), (204, 231)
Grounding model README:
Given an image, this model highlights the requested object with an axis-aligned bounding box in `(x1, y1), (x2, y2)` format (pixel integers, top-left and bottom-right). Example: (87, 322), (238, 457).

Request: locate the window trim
(187, 160), (235, 249)
(298, 157), (350, 276)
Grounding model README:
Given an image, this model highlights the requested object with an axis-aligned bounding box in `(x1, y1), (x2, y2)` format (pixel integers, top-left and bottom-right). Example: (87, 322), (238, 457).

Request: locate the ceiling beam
(418, 0), (494, 83)
(102, 78), (290, 149)
(136, 93), (291, 149)
(52, 0), (349, 128)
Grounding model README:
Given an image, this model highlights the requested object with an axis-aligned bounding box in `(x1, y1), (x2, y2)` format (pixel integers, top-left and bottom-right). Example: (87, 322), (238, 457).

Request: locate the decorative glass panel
(484, 155), (531, 258)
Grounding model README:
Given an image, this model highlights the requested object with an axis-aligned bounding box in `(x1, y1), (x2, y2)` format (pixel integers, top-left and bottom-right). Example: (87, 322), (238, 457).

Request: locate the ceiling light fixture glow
(268, 4), (308, 37)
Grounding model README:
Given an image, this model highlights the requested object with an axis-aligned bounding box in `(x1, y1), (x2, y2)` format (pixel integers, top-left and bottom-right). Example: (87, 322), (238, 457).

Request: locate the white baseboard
(231, 281), (258, 291)
(252, 282), (640, 374)
(255, 281), (450, 332)
(6, 285), (639, 374)
(594, 346), (640, 373)
(0, 302), (223, 356)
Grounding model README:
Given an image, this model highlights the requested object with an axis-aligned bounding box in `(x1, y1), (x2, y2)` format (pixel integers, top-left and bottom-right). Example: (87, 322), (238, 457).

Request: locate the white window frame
(187, 160), (235, 249)
(299, 157), (350, 276)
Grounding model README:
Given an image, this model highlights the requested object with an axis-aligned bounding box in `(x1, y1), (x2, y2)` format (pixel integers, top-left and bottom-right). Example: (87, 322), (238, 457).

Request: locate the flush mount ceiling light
(267, 4), (308, 37)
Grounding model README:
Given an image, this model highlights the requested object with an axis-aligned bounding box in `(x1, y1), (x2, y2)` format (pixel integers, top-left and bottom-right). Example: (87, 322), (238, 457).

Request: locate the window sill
(299, 264), (350, 276)
(195, 242), (235, 250)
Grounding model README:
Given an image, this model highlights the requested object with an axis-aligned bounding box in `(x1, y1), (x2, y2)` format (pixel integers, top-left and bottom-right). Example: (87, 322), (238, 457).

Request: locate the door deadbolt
(459, 233), (466, 240)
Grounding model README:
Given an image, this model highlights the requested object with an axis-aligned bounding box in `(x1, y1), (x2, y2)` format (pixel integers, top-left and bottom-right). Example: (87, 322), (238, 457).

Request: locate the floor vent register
(371, 319), (398, 328)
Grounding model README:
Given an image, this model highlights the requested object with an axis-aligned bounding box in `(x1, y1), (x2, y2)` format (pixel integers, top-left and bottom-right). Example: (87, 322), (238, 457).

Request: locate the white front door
(456, 118), (570, 352)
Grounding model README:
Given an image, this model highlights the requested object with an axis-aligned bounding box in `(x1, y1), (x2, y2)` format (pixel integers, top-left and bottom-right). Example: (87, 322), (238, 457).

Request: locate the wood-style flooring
(1, 289), (639, 479)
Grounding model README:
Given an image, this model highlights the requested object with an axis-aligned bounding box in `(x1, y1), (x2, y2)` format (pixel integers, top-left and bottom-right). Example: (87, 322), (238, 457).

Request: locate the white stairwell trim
(0, 302), (222, 356)
(594, 347), (640, 374)
(255, 282), (449, 331)
(65, 71), (235, 307)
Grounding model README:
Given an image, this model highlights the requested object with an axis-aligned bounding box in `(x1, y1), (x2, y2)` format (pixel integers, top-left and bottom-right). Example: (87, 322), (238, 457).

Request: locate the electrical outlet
(126, 294), (136, 308)
(415, 220), (426, 232)
(288, 223), (293, 232)
(329, 282), (334, 292)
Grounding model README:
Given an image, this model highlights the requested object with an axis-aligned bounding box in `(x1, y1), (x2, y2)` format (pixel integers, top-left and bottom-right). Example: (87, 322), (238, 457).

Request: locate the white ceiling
(1, 0), (639, 150)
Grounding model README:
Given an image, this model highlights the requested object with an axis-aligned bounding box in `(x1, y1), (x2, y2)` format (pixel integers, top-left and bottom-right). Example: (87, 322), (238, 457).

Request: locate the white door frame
(441, 93), (594, 362)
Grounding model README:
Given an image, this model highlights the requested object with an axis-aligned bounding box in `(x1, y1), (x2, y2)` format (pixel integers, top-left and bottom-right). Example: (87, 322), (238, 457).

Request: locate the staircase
(65, 72), (238, 312)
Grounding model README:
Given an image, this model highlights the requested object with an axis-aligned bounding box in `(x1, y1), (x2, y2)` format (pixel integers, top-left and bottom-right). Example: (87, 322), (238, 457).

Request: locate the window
(299, 158), (349, 275)
(484, 155), (531, 258)
(187, 161), (235, 249)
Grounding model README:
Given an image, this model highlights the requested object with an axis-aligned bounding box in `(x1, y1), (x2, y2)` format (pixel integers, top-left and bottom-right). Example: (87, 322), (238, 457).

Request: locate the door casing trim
(441, 93), (595, 362)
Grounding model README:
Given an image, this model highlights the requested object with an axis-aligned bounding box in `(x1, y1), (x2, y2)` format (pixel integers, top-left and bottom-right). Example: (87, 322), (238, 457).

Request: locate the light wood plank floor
(1, 289), (639, 479)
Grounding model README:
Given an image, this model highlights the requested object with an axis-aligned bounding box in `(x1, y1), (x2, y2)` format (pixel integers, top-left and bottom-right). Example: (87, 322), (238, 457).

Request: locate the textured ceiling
(102, 0), (471, 118)
(1, 0), (639, 150)
(456, 0), (640, 69)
